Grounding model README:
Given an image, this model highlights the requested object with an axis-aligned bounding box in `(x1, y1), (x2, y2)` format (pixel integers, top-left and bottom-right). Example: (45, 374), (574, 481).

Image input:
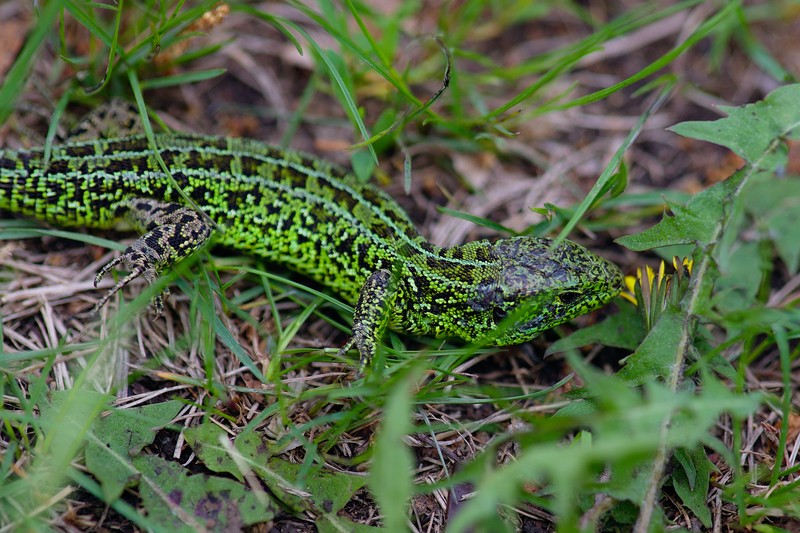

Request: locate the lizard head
(466, 237), (623, 345)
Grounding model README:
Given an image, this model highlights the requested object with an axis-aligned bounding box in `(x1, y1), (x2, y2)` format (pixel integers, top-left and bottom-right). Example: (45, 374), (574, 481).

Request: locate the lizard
(0, 103), (623, 368)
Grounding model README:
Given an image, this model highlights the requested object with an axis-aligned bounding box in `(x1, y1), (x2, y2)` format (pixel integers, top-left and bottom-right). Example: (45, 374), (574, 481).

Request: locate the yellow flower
(621, 257), (692, 331)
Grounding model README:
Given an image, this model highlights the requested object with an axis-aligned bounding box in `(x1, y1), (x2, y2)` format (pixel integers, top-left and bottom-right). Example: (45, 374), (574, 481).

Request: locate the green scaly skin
(0, 133), (623, 366)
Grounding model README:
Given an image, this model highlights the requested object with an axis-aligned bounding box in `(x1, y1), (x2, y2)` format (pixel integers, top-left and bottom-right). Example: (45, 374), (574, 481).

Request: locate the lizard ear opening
(492, 307), (508, 325)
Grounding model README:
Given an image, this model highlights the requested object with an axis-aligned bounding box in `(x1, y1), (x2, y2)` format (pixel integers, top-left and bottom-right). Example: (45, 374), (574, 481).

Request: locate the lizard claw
(91, 250), (164, 315)
(88, 197), (213, 315)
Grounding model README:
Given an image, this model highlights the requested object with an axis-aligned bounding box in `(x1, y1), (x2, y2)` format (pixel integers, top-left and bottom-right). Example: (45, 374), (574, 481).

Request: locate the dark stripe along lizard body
(0, 133), (623, 366)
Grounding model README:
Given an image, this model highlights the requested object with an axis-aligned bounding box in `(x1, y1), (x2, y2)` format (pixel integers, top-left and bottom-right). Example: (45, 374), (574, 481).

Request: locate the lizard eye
(493, 307), (508, 324)
(559, 291), (582, 305)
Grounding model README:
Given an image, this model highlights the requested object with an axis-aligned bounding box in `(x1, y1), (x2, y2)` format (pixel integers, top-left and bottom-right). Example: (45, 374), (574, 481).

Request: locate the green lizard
(0, 109), (622, 367)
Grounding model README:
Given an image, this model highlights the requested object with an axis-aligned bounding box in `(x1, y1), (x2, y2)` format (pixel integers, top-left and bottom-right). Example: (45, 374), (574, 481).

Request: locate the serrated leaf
(450, 358), (761, 533)
(85, 400), (184, 502)
(622, 84), (800, 255)
(669, 84), (800, 169)
(719, 306), (800, 341)
(617, 171), (744, 251)
(673, 448), (696, 489)
(659, 377), (762, 442)
(134, 455), (275, 532)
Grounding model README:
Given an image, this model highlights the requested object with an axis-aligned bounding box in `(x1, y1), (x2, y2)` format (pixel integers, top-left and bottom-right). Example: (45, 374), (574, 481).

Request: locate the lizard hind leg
(93, 198), (213, 314)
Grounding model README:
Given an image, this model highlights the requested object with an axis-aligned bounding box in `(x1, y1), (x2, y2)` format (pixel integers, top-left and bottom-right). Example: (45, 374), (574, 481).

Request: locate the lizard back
(1, 133), (423, 303)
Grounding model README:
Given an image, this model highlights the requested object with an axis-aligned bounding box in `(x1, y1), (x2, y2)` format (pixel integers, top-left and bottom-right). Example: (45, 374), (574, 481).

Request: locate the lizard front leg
(338, 269), (393, 371)
(93, 198), (213, 313)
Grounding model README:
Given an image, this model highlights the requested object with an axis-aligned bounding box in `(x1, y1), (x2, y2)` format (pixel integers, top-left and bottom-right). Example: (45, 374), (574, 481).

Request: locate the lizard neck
(390, 240), (498, 342)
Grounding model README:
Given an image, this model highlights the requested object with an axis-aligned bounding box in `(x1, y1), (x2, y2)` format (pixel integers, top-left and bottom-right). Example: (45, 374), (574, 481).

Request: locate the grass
(1, 0), (799, 531)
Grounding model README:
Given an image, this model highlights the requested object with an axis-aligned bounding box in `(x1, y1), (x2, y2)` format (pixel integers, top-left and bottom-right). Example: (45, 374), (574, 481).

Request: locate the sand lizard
(0, 110), (622, 367)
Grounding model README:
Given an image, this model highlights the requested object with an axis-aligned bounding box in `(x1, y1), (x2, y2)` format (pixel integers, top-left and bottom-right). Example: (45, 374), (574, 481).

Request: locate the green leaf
(85, 400), (184, 502)
(28, 389), (112, 509)
(317, 516), (383, 533)
(449, 355), (762, 532)
(603, 458), (655, 504)
(233, 431), (274, 466)
(718, 306), (800, 342)
(617, 306), (683, 385)
(744, 177), (800, 274)
(711, 240), (767, 316)
(369, 371), (417, 532)
(546, 301), (644, 355)
(226, 430), (366, 516)
(214, 432), (339, 512)
(351, 147), (377, 183)
(622, 84), (800, 255)
(184, 421), (243, 481)
(134, 455), (275, 531)
(616, 170), (744, 251)
(671, 447), (713, 527)
(267, 458), (367, 516)
(669, 84), (800, 169)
